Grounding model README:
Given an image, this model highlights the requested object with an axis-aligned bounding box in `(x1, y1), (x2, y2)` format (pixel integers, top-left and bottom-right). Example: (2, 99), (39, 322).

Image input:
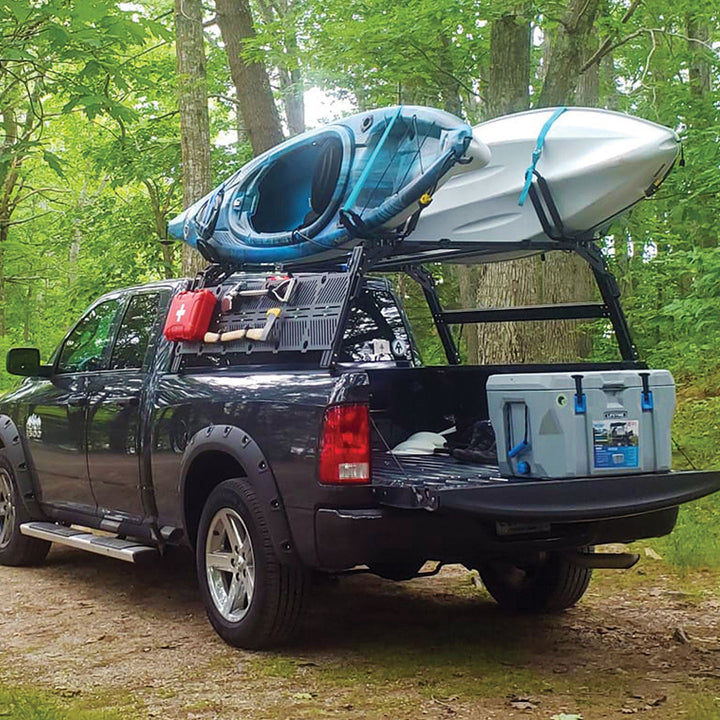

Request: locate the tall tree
(457, 9), (535, 364)
(215, 0), (284, 155)
(254, 0), (306, 135)
(174, 0), (212, 275)
(486, 12), (531, 118)
(686, 13), (712, 98)
(530, 0), (601, 361)
(459, 0), (604, 365)
(537, 0), (601, 107)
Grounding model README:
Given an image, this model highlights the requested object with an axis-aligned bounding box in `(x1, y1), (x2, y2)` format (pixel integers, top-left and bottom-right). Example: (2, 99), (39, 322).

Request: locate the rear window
(111, 292), (163, 370)
(339, 289), (414, 363)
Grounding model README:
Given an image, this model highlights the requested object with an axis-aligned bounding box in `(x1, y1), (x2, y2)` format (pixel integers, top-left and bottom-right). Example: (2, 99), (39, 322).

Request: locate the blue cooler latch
(640, 372), (654, 411)
(572, 374), (586, 414)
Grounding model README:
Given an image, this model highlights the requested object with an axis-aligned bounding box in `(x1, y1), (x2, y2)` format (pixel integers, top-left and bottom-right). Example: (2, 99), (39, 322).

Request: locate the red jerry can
(163, 290), (217, 342)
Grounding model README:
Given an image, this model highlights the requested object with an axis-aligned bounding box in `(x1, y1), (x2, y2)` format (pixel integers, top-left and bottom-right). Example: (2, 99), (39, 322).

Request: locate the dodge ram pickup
(1, 246), (719, 649)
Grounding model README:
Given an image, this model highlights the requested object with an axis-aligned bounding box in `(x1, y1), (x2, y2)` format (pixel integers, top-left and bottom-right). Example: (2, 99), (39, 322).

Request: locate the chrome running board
(20, 522), (157, 564)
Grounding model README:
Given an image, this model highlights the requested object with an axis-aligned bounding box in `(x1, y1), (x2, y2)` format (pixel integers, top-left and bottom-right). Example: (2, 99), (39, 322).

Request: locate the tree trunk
(23, 282), (31, 342)
(253, 0), (305, 135)
(576, 27), (599, 106)
(0, 154), (21, 338)
(686, 16), (712, 97)
(537, 0), (601, 107)
(600, 53), (618, 109)
(279, 65), (305, 135)
(438, 34), (463, 116)
(69, 222), (81, 286)
(534, 0), (602, 360)
(457, 10), (532, 364)
(215, 0), (284, 155)
(458, 2), (602, 365)
(174, 0), (212, 276)
(486, 13), (530, 117)
(0, 239), (5, 337)
(143, 179), (178, 279)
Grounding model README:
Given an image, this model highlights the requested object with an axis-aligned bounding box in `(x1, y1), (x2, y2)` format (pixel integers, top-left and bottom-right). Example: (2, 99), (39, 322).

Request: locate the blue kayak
(168, 106), (475, 265)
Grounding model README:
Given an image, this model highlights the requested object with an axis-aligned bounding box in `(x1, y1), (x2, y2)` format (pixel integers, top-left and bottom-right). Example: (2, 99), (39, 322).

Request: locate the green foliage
(648, 379), (720, 567)
(0, 685), (127, 720)
(253, 0), (489, 114)
(659, 491), (720, 568)
(393, 265), (465, 365)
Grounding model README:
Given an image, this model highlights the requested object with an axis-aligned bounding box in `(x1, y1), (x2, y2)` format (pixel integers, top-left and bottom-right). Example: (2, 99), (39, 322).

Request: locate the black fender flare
(180, 424), (297, 565)
(0, 414), (43, 518)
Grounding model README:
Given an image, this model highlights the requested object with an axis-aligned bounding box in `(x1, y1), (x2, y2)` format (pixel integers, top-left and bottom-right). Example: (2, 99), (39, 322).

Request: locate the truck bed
(372, 451), (502, 487)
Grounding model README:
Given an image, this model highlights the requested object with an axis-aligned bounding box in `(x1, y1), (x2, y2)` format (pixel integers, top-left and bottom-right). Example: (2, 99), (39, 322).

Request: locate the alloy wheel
(205, 508), (256, 622)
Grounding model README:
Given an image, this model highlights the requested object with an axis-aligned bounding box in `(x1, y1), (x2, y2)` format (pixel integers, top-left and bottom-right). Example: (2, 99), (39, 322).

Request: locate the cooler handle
(504, 402), (531, 460)
(508, 439), (530, 458)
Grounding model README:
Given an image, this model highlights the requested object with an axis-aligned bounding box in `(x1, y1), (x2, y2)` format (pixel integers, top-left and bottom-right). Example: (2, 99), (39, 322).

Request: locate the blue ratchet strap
(343, 106), (404, 212)
(518, 106), (567, 207)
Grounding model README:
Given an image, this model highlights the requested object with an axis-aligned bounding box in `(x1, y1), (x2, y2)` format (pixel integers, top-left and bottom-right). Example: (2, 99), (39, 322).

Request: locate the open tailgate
(372, 452), (720, 522)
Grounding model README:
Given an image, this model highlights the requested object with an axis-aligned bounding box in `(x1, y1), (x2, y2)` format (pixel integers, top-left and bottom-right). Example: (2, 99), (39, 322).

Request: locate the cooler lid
(487, 369), (674, 392)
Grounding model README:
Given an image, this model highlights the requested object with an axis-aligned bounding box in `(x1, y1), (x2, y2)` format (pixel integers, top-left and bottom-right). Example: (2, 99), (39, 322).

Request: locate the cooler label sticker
(593, 420), (639, 469)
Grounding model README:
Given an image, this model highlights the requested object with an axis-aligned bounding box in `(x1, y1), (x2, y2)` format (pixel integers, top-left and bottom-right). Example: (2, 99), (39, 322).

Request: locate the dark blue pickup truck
(1, 246), (719, 649)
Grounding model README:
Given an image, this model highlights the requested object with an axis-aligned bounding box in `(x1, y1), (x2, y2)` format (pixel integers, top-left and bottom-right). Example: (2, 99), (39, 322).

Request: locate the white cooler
(486, 370), (675, 479)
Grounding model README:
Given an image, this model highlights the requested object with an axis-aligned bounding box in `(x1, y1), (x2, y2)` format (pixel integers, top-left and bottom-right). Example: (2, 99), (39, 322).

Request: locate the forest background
(1, 0), (718, 562)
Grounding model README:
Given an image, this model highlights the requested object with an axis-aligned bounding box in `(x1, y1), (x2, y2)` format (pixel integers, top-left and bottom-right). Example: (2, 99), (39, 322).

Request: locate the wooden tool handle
(203, 329), (247, 343)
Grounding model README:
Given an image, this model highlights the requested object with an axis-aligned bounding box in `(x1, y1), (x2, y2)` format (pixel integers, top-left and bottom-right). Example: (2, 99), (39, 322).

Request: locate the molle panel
(177, 272), (353, 358)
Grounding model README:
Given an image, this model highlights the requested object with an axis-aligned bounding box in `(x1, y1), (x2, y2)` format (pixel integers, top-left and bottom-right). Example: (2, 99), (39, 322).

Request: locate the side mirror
(6, 348), (51, 378)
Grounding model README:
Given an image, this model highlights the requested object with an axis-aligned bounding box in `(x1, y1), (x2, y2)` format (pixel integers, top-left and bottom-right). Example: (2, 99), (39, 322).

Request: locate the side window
(57, 299), (122, 374)
(110, 292), (163, 370)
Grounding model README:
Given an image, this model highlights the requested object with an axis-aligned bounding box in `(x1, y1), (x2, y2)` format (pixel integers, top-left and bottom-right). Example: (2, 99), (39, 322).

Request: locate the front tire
(478, 551), (592, 613)
(196, 478), (308, 648)
(0, 456), (50, 567)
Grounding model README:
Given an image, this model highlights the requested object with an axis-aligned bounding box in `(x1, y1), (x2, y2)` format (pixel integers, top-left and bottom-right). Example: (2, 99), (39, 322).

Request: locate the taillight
(319, 404), (370, 484)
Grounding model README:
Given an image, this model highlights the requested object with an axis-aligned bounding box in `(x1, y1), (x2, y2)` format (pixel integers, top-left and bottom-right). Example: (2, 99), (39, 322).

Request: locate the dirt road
(0, 545), (719, 719)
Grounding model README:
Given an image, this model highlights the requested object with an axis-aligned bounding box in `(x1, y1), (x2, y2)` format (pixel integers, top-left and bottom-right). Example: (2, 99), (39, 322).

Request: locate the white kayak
(410, 107), (680, 250)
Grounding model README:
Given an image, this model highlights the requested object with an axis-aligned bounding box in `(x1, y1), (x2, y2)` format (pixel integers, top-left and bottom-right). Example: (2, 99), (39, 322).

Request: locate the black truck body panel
(2, 269), (720, 575)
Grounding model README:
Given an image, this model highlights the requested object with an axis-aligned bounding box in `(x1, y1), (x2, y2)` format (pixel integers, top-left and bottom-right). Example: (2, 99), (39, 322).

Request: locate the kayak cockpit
(249, 133), (345, 234)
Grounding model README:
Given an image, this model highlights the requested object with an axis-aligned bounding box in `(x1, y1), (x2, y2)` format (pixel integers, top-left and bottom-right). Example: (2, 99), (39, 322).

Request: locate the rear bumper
(375, 469), (720, 520)
(313, 470), (720, 571)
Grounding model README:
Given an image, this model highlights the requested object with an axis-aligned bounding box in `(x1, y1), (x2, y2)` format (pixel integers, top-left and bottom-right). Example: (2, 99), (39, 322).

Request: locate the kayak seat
(300, 138), (343, 229)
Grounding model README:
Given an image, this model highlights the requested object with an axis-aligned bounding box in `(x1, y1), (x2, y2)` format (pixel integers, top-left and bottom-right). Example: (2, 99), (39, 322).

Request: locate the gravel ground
(1, 545), (719, 719)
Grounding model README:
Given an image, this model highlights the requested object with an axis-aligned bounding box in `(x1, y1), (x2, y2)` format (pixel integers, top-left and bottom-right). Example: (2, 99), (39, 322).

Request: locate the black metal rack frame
(189, 169), (639, 368)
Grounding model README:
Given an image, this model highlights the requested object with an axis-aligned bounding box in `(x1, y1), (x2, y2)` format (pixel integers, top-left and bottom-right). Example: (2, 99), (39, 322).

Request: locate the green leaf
(42, 150), (66, 179)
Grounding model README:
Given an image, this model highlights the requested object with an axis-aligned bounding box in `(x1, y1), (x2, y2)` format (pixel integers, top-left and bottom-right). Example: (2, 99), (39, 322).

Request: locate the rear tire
(196, 478), (308, 649)
(478, 551), (592, 613)
(0, 456), (50, 567)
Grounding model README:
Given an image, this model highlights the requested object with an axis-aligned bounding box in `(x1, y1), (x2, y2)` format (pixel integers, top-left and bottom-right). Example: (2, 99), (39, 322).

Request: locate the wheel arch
(179, 425), (297, 565)
(0, 414), (43, 518)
